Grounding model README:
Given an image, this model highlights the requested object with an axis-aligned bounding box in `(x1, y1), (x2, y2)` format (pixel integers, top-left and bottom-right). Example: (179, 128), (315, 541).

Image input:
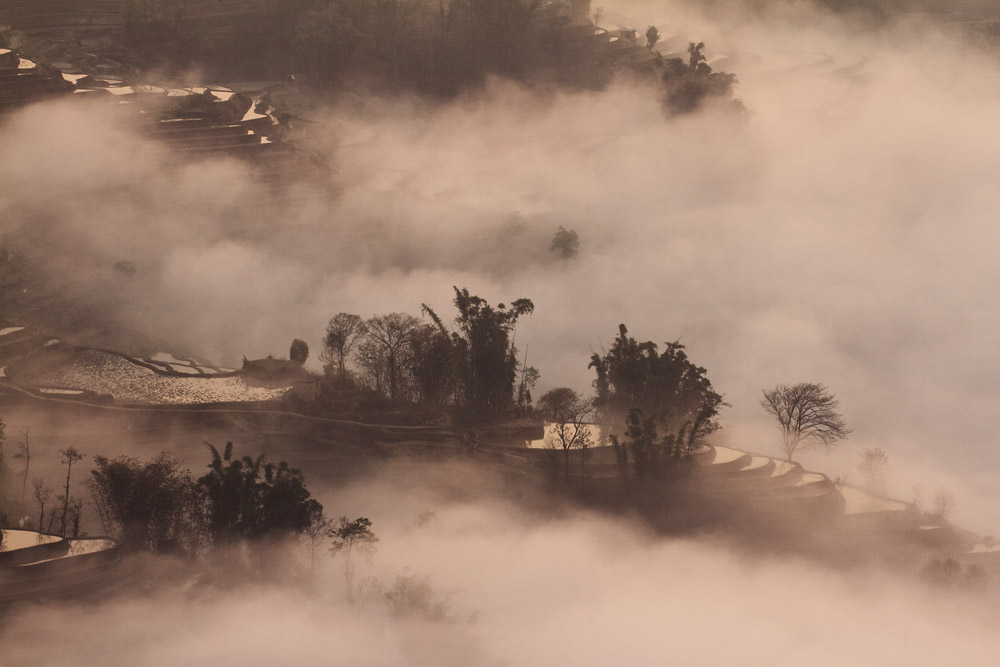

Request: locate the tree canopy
(322, 312), (367, 378)
(549, 226), (580, 260)
(423, 287), (534, 415)
(88, 453), (196, 552)
(660, 42), (743, 116)
(590, 324), (724, 442)
(198, 441), (322, 546)
(290, 338), (309, 365)
(645, 25), (660, 49)
(590, 325), (724, 479)
(360, 312), (420, 401)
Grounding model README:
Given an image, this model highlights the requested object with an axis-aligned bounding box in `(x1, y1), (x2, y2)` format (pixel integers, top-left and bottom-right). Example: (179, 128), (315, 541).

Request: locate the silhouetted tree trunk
(17, 428), (29, 504)
(32, 478), (49, 532)
(58, 447), (83, 536)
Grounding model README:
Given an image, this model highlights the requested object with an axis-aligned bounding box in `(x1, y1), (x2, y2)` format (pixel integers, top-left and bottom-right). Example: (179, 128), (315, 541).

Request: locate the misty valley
(2, 1), (1000, 665)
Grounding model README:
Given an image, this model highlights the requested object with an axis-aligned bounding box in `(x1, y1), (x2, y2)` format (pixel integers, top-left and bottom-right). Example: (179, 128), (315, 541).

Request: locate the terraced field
(0, 529), (122, 605)
(838, 483), (910, 515)
(25, 349), (290, 404)
(515, 426), (962, 534)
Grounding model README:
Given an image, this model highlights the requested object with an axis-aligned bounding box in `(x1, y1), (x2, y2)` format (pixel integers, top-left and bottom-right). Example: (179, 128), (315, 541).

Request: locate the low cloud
(2, 463), (997, 666)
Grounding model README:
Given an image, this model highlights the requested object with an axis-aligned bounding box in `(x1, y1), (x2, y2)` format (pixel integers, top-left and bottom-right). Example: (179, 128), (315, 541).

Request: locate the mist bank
(1, 462), (998, 666)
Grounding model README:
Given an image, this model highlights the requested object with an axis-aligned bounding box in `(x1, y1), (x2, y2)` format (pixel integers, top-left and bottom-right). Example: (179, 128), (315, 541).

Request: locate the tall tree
(88, 453), (197, 552)
(618, 408), (658, 480)
(303, 505), (331, 579)
(198, 441), (246, 546)
(198, 441), (322, 548)
(426, 287), (534, 415)
(761, 383), (851, 461)
(516, 364), (540, 413)
(329, 516), (378, 602)
(409, 323), (458, 405)
(322, 313), (367, 379)
(361, 313), (420, 400)
(58, 447), (84, 536)
(31, 478), (50, 532)
(590, 324), (724, 445)
(258, 460), (323, 537)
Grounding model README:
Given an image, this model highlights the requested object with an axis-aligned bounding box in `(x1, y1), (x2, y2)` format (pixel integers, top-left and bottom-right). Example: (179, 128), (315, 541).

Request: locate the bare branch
(761, 383), (851, 460)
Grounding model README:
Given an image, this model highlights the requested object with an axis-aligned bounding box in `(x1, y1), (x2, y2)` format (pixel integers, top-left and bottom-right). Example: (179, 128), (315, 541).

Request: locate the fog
(4, 2), (1000, 531)
(2, 461), (999, 666)
(3, 1), (1000, 659)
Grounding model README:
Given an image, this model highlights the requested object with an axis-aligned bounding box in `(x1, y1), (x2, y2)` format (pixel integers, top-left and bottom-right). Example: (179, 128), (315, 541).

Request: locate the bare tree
(322, 313), (367, 379)
(911, 483), (925, 513)
(362, 313), (419, 400)
(932, 488), (957, 520)
(538, 388), (596, 478)
(858, 447), (889, 494)
(58, 447), (84, 536)
(761, 383), (851, 461)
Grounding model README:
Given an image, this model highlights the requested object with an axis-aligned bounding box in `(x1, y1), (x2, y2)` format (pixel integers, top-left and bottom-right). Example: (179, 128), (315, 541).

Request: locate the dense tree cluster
(5, 439), (383, 588)
(86, 443), (323, 557)
(591, 324), (724, 440)
(198, 442), (322, 546)
(660, 42), (743, 116)
(590, 324), (725, 477)
(323, 287), (535, 416)
(88, 453), (198, 552)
